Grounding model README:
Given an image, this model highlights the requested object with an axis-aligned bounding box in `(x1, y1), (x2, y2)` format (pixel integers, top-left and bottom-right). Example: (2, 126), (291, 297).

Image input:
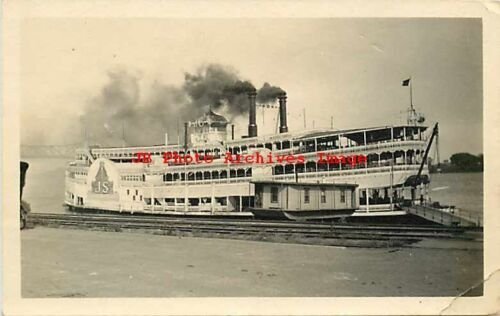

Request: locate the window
(320, 188), (326, 203)
(340, 190), (346, 203)
(271, 187), (279, 203)
(304, 188), (310, 204)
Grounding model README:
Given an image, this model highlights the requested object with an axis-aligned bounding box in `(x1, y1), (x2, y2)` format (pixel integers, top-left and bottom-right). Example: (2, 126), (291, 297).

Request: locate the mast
(409, 76), (413, 111)
(436, 132), (440, 167)
(177, 120), (180, 145)
(403, 77), (418, 126)
(275, 110), (280, 134)
(121, 121), (126, 147)
(408, 79), (416, 125)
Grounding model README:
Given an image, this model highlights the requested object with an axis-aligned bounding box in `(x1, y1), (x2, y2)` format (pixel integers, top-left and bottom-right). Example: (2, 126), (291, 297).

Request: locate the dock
(405, 205), (483, 227)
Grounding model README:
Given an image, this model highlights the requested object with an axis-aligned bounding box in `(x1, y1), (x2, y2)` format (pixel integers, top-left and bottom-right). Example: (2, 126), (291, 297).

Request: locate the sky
(20, 18), (482, 159)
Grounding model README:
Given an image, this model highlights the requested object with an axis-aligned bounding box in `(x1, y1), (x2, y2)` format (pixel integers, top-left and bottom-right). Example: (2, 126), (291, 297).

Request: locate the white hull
(65, 123), (432, 219)
(65, 160), (427, 217)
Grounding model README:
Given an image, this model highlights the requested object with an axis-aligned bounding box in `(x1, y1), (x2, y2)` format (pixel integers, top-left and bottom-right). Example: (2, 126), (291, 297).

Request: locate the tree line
(429, 152), (483, 173)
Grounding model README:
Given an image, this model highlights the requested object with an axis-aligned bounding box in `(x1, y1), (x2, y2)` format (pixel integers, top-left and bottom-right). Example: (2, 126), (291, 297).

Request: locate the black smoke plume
(256, 82), (285, 103)
(80, 64), (284, 147)
(183, 64), (256, 114)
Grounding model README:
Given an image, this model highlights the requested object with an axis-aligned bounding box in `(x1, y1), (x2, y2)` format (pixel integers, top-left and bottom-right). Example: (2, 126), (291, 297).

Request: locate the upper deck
(74, 124), (429, 164)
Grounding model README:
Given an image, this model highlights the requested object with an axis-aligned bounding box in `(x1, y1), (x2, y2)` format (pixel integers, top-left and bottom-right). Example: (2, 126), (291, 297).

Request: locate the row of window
(122, 175), (143, 182)
(163, 169), (252, 182)
(161, 159), (419, 183)
(162, 151), (424, 182)
(91, 127), (424, 160)
(270, 187), (346, 204)
(68, 171), (88, 178)
(144, 197), (229, 206)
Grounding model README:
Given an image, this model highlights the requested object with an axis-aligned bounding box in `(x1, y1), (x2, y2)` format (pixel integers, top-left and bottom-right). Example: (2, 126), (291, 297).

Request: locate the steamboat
(65, 89), (438, 220)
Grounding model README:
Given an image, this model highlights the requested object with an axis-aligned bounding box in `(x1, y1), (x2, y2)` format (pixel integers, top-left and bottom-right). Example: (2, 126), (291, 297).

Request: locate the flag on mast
(402, 78), (411, 86)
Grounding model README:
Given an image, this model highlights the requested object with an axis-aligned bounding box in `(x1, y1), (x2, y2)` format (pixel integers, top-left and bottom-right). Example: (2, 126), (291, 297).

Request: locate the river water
(21, 158), (484, 216)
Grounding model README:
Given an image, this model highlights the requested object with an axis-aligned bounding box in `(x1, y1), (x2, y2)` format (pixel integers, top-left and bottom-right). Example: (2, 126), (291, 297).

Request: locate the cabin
(251, 181), (358, 220)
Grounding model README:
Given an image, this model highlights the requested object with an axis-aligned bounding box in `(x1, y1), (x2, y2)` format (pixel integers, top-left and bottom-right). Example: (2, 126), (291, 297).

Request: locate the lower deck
(65, 157), (431, 218)
(65, 185), (429, 217)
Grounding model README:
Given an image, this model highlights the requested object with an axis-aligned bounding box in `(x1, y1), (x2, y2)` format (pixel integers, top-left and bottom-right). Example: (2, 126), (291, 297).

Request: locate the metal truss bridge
(21, 144), (80, 158)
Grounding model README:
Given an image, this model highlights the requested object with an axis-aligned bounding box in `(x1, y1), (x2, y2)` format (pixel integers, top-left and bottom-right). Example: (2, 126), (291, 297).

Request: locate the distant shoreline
(430, 170), (483, 174)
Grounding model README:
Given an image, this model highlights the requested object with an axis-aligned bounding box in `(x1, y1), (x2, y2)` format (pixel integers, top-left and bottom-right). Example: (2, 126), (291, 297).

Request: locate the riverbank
(22, 227), (483, 297)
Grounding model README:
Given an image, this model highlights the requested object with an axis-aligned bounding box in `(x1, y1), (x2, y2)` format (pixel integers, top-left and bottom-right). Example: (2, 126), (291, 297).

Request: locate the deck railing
(406, 204), (483, 227)
(85, 139), (426, 162)
(159, 164), (422, 186)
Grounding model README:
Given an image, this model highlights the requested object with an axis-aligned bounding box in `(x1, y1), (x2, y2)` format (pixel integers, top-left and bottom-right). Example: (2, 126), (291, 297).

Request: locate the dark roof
(251, 181), (358, 188)
(296, 125), (428, 142)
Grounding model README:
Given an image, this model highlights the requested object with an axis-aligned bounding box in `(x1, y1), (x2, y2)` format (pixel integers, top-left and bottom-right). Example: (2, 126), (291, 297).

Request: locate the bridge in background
(21, 144), (80, 158)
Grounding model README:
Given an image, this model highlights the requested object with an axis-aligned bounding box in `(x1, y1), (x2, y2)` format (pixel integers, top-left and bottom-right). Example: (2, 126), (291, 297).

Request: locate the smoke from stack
(76, 64), (285, 147)
(256, 82), (285, 103)
(183, 65), (255, 114)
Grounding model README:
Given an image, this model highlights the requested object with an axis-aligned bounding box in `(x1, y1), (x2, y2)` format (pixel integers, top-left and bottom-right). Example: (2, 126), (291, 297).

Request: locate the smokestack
(184, 122), (189, 150)
(231, 124), (235, 140)
(248, 89), (258, 137)
(278, 92), (288, 133)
